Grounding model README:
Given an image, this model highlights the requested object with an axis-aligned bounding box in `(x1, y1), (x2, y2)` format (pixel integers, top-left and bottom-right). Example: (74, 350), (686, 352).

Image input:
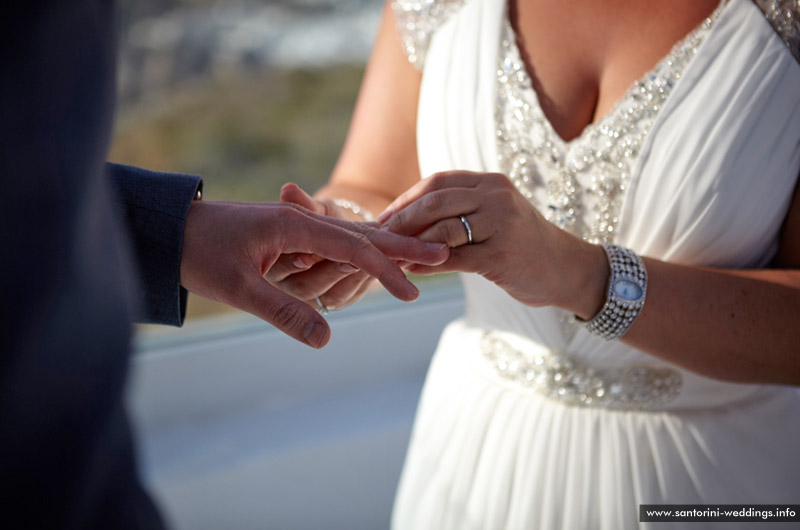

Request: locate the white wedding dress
(390, 0), (800, 528)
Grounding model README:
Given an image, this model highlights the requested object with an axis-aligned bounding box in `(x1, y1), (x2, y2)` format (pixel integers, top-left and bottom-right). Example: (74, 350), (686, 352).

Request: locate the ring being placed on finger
(459, 215), (474, 245)
(315, 296), (329, 315)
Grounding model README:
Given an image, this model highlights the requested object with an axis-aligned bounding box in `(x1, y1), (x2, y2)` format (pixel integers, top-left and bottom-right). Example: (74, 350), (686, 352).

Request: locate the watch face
(613, 279), (643, 301)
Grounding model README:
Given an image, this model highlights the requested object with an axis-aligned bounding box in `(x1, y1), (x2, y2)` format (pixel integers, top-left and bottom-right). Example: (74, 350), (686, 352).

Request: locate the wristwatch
(579, 243), (647, 340)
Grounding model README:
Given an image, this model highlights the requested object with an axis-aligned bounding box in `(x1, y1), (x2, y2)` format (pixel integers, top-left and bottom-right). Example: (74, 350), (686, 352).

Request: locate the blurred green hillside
(110, 65), (365, 203)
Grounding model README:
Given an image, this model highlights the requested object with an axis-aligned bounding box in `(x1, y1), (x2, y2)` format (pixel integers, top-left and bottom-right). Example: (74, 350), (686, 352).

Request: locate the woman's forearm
(614, 260), (800, 384)
(553, 233), (800, 384)
(380, 171), (800, 386)
(504, 210), (800, 385)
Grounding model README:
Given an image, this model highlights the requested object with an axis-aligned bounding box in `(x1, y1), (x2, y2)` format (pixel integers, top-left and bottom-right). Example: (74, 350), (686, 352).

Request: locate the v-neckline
(504, 0), (730, 149)
(494, 0), (731, 242)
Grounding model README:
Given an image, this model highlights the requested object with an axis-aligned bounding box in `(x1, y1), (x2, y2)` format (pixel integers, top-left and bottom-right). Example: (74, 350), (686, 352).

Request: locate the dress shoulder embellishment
(753, 0), (800, 63)
(392, 0), (468, 69)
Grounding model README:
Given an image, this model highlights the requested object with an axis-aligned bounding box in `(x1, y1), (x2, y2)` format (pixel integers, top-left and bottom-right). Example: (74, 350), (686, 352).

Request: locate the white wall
(128, 280), (464, 530)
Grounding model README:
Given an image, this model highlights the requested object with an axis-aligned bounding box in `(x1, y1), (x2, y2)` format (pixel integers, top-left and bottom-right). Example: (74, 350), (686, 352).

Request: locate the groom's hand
(179, 200), (449, 348)
(268, 183), (383, 312)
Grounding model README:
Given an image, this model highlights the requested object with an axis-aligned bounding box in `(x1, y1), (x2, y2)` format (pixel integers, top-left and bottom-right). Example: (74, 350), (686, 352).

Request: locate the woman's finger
(381, 188), (481, 237)
(412, 212), (486, 247)
(281, 182), (328, 215)
(378, 170), (486, 223)
(404, 245), (483, 275)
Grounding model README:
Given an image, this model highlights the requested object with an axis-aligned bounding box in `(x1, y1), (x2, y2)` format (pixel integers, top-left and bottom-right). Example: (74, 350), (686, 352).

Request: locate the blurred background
(117, 4), (466, 529)
(111, 0), (382, 318)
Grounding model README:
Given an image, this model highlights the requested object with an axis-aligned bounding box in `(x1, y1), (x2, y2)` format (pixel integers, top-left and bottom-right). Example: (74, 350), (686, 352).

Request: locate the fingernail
(293, 256), (312, 269)
(408, 284), (420, 299)
(377, 210), (392, 223)
(339, 263), (359, 274)
(304, 321), (328, 348)
(427, 242), (448, 251)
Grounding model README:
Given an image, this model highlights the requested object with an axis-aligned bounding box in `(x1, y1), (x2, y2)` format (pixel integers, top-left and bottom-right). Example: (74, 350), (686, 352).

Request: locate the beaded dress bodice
(485, 4), (728, 408)
(395, 0), (799, 241)
(495, 3), (727, 243)
(395, 0), (737, 242)
(394, 0), (800, 410)
(389, 5), (800, 526)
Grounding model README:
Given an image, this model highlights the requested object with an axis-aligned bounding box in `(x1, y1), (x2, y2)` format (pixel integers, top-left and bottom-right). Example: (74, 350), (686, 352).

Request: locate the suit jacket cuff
(107, 163), (203, 326)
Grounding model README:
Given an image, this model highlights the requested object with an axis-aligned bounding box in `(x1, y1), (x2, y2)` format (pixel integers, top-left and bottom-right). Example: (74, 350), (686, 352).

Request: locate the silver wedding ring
(459, 215), (474, 245)
(315, 297), (329, 315)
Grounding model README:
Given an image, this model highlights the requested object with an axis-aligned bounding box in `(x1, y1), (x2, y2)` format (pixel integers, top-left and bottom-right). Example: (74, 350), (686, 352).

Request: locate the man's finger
(296, 209), (450, 266)
(238, 275), (332, 348)
(266, 253), (321, 282)
(273, 260), (358, 301)
(279, 212), (423, 301)
(318, 272), (372, 310)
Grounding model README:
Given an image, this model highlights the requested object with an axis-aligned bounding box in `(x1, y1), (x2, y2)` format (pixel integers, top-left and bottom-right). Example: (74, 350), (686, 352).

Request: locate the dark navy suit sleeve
(107, 163), (203, 326)
(0, 2), (190, 528)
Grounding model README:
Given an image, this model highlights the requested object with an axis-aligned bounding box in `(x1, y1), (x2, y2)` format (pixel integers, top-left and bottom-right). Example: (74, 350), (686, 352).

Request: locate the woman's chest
(511, 0), (723, 142)
(417, 0), (800, 258)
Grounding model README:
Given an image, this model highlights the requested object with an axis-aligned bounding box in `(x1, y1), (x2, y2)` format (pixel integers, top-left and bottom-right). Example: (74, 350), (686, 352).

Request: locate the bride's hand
(268, 183), (382, 311)
(378, 171), (607, 318)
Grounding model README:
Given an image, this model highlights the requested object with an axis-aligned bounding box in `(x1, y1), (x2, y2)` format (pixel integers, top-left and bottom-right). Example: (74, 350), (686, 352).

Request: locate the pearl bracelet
(331, 198), (375, 222)
(578, 243), (648, 340)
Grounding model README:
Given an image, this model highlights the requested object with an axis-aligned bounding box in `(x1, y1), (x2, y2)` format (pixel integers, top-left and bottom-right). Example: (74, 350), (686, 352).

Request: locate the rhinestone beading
(481, 333), (683, 410)
(332, 198), (375, 222)
(391, 0), (468, 69)
(754, 0), (800, 63)
(495, 2), (726, 244)
(581, 244), (648, 340)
